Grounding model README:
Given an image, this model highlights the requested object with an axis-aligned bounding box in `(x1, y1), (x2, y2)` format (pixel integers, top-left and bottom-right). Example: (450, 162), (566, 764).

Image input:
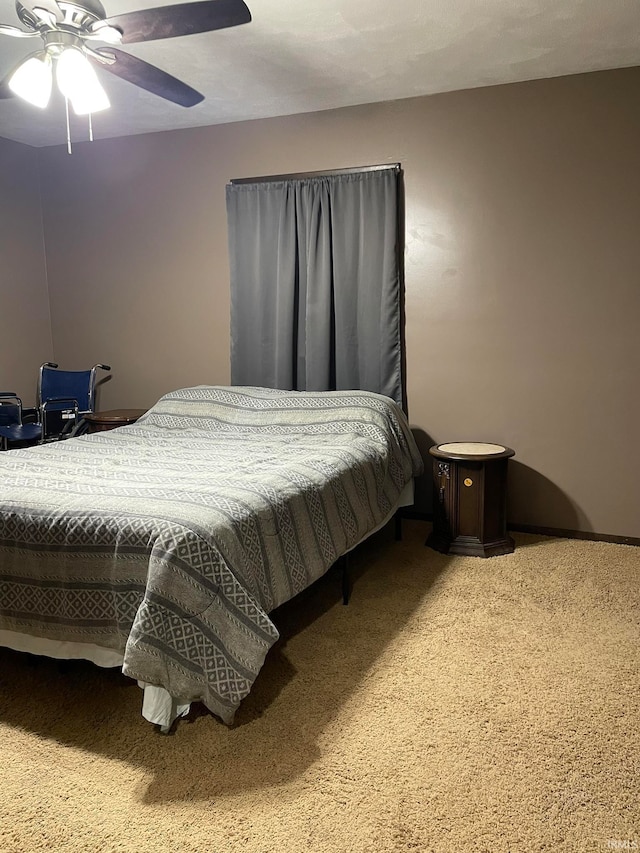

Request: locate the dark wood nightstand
(426, 442), (515, 557)
(84, 409), (147, 433)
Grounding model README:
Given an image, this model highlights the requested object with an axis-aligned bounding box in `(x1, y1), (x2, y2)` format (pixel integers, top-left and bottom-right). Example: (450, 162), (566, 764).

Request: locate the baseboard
(397, 509), (640, 547)
(508, 524), (640, 547)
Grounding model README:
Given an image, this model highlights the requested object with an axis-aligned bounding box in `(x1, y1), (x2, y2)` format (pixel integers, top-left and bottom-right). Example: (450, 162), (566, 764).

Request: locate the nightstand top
(84, 409), (147, 424)
(430, 442), (515, 462)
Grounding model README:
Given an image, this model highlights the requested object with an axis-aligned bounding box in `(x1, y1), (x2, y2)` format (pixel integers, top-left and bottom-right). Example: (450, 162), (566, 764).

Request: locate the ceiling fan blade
(0, 23), (41, 37)
(103, 0), (251, 45)
(91, 48), (204, 107)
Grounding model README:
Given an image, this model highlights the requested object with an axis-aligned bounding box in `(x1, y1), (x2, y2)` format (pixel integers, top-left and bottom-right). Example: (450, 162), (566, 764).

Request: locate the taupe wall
(30, 66), (640, 537)
(0, 137), (52, 404)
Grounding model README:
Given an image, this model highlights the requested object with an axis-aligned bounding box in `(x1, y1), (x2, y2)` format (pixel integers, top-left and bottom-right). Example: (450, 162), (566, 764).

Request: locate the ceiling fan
(0, 0), (251, 119)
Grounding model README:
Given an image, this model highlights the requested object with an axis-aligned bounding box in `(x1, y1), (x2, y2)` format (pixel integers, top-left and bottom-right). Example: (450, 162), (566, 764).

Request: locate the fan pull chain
(65, 96), (72, 155)
(64, 103), (95, 153)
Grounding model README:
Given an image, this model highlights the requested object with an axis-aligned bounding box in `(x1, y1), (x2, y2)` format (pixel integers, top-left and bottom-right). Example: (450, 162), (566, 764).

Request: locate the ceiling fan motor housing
(16, 0), (108, 31)
(42, 28), (85, 55)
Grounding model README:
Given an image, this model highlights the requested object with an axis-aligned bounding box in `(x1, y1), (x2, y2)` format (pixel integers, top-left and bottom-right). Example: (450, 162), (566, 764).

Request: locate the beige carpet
(1, 521), (638, 853)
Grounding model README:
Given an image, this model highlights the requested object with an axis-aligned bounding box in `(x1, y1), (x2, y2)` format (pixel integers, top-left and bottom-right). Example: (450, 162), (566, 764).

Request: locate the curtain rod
(229, 163), (401, 185)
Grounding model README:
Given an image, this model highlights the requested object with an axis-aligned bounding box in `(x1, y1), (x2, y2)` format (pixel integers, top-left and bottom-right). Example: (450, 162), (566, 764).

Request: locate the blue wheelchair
(0, 362), (111, 450)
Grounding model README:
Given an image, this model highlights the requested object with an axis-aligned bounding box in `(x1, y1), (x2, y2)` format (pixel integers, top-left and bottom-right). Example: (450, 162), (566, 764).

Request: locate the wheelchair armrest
(0, 392), (19, 400)
(41, 397), (79, 410)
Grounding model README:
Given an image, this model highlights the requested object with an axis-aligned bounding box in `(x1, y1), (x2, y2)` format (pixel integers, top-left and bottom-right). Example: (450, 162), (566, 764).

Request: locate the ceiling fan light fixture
(68, 82), (110, 115)
(56, 46), (110, 114)
(8, 53), (52, 108)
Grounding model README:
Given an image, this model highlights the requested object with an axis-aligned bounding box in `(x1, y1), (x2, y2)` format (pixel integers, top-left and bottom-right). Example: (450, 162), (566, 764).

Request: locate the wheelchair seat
(0, 393), (43, 450)
(38, 362), (111, 442)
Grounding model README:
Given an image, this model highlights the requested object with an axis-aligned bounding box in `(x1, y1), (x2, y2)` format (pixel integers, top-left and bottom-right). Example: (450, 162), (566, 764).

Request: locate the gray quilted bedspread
(0, 386), (423, 723)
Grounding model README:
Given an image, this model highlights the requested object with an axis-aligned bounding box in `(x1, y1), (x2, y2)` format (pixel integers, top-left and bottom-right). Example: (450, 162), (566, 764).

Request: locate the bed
(0, 385), (423, 729)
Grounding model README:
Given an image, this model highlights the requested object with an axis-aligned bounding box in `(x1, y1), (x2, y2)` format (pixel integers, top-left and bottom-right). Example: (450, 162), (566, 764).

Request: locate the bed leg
(341, 553), (350, 605)
(395, 511), (402, 541)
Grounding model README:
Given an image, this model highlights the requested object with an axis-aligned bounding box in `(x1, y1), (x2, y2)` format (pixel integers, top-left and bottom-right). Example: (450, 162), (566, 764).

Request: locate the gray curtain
(226, 166), (403, 405)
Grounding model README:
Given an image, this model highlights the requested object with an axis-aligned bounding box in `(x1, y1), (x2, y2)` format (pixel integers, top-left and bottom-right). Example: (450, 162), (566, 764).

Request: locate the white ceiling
(1, 0), (639, 148)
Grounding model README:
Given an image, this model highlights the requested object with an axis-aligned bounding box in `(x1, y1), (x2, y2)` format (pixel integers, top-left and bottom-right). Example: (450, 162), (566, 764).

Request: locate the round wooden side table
(84, 409), (147, 433)
(426, 442), (515, 557)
